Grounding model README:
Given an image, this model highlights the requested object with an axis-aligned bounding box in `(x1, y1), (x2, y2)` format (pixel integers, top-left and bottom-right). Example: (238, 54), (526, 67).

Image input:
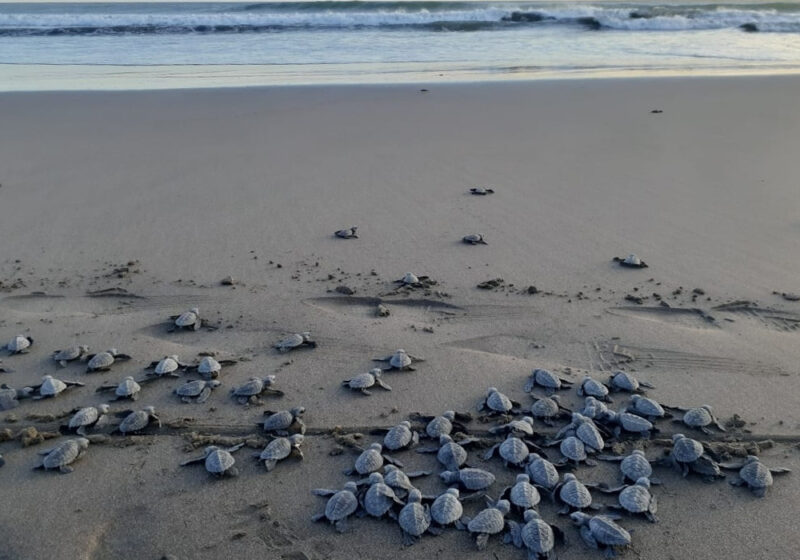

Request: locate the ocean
(1, 1), (800, 90)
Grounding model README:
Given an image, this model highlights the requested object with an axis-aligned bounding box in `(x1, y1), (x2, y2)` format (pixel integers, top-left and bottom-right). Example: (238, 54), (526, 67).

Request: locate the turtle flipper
(59, 465), (74, 474)
(475, 532), (489, 551)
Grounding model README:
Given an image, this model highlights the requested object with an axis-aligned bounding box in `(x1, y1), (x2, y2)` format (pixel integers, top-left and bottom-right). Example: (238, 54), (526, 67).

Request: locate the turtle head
(446, 488), (460, 497)
(301, 331), (312, 340)
(701, 404), (714, 413)
(527, 452), (542, 462)
(487, 386), (498, 394)
(368, 472), (383, 484)
(383, 464), (398, 474)
(439, 470), (458, 484)
(42, 375), (53, 381)
(631, 449), (645, 457)
(635, 477), (651, 488)
(289, 434), (304, 446)
(408, 489), (422, 503)
(144, 406), (157, 415)
(123, 376), (135, 381)
(523, 509), (540, 523)
(516, 473), (530, 483)
(521, 416), (534, 426)
(395, 349), (406, 355)
(108, 348), (118, 356)
(563, 473), (577, 482)
(570, 512), (590, 525)
(98, 404), (111, 414)
(631, 394), (641, 403)
(208, 379), (222, 388)
(443, 410), (456, 420)
(190, 307), (199, 315)
(76, 438), (90, 450)
(264, 375), (277, 385)
(290, 406), (305, 416)
(204, 445), (220, 455)
(169, 355), (179, 361)
(368, 443), (382, 451)
(672, 433), (686, 443)
(551, 395), (562, 403)
(744, 455), (760, 464)
(343, 482), (358, 493)
(439, 434), (453, 445)
(370, 368), (383, 377)
(494, 500), (511, 515)
(79, 345), (90, 353)
(399, 420), (411, 428)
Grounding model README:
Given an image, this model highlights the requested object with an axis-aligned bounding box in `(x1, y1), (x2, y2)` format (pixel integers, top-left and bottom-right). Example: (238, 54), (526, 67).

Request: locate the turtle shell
(40, 377), (67, 397)
(521, 513), (555, 554)
(438, 438), (467, 470)
(400, 273), (419, 285)
(7, 335), (32, 353)
(355, 445), (383, 474)
(561, 436), (587, 462)
(53, 345), (84, 362)
(630, 395), (664, 417)
(87, 351), (115, 371)
(42, 439), (87, 469)
(619, 482), (652, 513)
(176, 379), (207, 397)
(526, 368), (561, 392)
(205, 448), (235, 473)
(384, 465), (415, 491)
(155, 357), (179, 375)
(501, 418), (535, 436)
(399, 500), (430, 536)
(509, 477), (541, 509)
(610, 371), (639, 392)
(263, 410), (294, 431)
(579, 377), (609, 399)
(277, 333), (304, 350)
(426, 414), (453, 438)
(452, 468), (495, 490)
(117, 377), (140, 397)
(325, 489), (358, 521)
(620, 451), (652, 482)
(576, 421), (604, 451)
(346, 373), (375, 389)
(389, 350), (412, 369)
(235, 378), (265, 397)
(175, 310), (199, 328)
(672, 436), (704, 463)
(363, 478), (396, 517)
(740, 459), (772, 489)
(119, 410), (151, 433)
(69, 407), (99, 428)
(618, 412), (653, 433)
(526, 455), (560, 489)
(588, 515), (631, 546)
(260, 438), (292, 462)
(198, 356), (221, 376)
(683, 407), (713, 428)
(467, 506), (506, 535)
(531, 397), (559, 418)
(486, 389), (512, 413)
(499, 437), (529, 465)
(431, 489), (463, 525)
(559, 476), (592, 508)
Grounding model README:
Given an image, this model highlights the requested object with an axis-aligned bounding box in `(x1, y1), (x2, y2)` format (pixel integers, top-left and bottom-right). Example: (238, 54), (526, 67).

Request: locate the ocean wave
(1, 4), (800, 36)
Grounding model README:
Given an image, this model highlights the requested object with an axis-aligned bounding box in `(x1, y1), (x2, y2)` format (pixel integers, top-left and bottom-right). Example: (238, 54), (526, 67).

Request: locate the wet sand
(0, 76), (799, 560)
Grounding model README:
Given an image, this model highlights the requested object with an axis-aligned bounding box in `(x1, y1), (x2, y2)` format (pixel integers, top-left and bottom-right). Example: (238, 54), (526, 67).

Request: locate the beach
(0, 75), (799, 559)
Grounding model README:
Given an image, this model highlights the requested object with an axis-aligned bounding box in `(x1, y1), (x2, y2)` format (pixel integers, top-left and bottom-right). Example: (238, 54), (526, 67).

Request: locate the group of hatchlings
(1, 298), (793, 558)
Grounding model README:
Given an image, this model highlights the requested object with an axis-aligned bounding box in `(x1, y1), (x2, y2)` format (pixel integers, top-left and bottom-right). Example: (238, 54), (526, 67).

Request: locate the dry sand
(0, 75), (799, 560)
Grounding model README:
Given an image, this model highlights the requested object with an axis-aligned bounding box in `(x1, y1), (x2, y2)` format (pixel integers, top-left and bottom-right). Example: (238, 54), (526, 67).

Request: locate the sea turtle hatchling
(605, 410), (656, 439)
(383, 464), (430, 497)
(462, 234), (488, 245)
(478, 387), (520, 416)
(430, 488), (465, 531)
(665, 433), (705, 477)
(501, 474), (541, 512)
(463, 499), (511, 550)
(274, 332), (317, 353)
(146, 355), (186, 378)
(721, 455), (792, 498)
(525, 453), (560, 491)
(556, 413), (605, 454)
(31, 375), (84, 399)
(613, 254), (648, 268)
(373, 349), (422, 372)
(256, 434), (304, 471)
(174, 379), (221, 404)
(678, 405), (726, 434)
(609, 477), (658, 523)
(190, 356), (237, 379)
(312, 481), (360, 533)
(570, 513), (631, 558)
(484, 435), (536, 468)
(440, 467), (496, 491)
(417, 434), (469, 471)
(181, 443), (245, 477)
(52, 344), (89, 367)
(607, 371), (654, 393)
(361, 472), (403, 520)
(628, 394), (667, 420)
(419, 410), (472, 439)
(117, 406), (161, 434)
(506, 509), (564, 560)
(34, 438), (90, 474)
(0, 383), (32, 410)
(342, 368), (392, 395)
(554, 473), (595, 514)
(557, 436), (592, 467)
(334, 226), (358, 239)
(345, 443), (402, 476)
(578, 376), (612, 403)
(597, 450), (657, 485)
(469, 187), (495, 195)
(524, 368), (573, 394)
(489, 416), (536, 437)
(581, 397), (612, 423)
(398, 489), (433, 545)
(169, 307), (202, 332)
(5, 335), (33, 355)
(86, 348), (132, 373)
(66, 404), (110, 436)
(381, 421), (419, 451)
(231, 376), (283, 404)
(530, 395), (571, 426)
(262, 407), (306, 436)
(96, 376), (141, 401)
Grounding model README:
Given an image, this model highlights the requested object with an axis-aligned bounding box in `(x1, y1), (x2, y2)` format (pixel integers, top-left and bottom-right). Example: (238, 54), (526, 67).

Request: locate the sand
(0, 75), (799, 560)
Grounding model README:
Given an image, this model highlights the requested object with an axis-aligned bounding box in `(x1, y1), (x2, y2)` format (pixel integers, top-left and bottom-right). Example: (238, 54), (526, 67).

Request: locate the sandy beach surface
(0, 76), (799, 560)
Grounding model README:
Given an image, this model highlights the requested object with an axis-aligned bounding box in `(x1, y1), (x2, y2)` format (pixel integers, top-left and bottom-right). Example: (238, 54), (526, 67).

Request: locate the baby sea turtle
(597, 450), (656, 485)
(490, 416), (536, 437)
(501, 473), (541, 512)
(484, 435), (535, 468)
(86, 348), (131, 373)
(628, 394), (667, 420)
(382, 421), (419, 451)
(398, 489), (434, 545)
(34, 438), (90, 474)
(524, 368), (573, 394)
(181, 443), (244, 477)
(52, 344), (89, 367)
(608, 477), (658, 522)
(578, 376), (612, 403)
(558, 436), (591, 467)
(571, 513), (631, 558)
(613, 254), (648, 268)
(274, 332), (317, 353)
(666, 433), (705, 477)
(334, 226), (358, 239)
(342, 368), (391, 395)
(530, 395), (571, 426)
(190, 356), (237, 379)
(418, 434), (469, 471)
(361, 472), (403, 520)
(146, 355), (186, 378)
(383, 464), (430, 497)
(506, 509), (564, 560)
(396, 272), (420, 286)
(170, 307), (202, 332)
(118, 406), (161, 434)
(373, 349), (421, 372)
(97, 376), (141, 401)
(5, 335), (33, 355)
(605, 410), (656, 439)
(721, 455), (791, 498)
(554, 473), (594, 514)
(556, 413), (605, 453)
(462, 234), (488, 245)
(678, 405), (726, 434)
(430, 488), (465, 531)
(581, 396), (612, 422)
(440, 467), (496, 491)
(262, 407), (306, 436)
(174, 379), (221, 404)
(312, 481), (360, 532)
(256, 434), (304, 471)
(346, 443), (401, 476)
(232, 376), (283, 404)
(478, 387), (520, 416)
(607, 371), (653, 393)
(525, 453), (560, 491)
(463, 499), (510, 550)
(469, 187), (495, 195)
(419, 410), (471, 439)
(0, 383), (31, 410)
(31, 375), (84, 399)
(67, 404), (110, 436)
